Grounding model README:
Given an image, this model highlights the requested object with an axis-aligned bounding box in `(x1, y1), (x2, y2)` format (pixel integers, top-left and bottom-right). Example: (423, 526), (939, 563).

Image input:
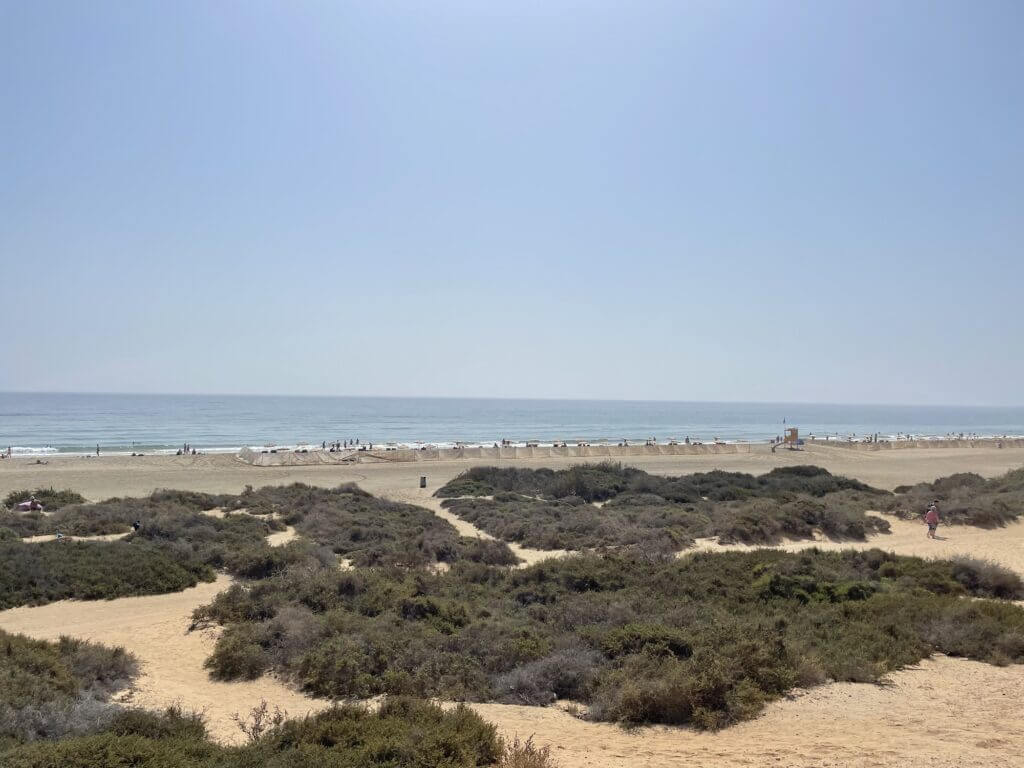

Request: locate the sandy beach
(4, 441), (1024, 501)
(2, 444), (1024, 766)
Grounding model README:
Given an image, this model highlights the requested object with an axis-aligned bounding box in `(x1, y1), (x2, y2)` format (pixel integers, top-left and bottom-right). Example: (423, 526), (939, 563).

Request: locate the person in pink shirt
(924, 501), (940, 539)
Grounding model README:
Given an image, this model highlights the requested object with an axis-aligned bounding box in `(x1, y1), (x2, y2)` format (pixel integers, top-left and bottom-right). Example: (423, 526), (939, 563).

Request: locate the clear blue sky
(2, 1), (1021, 405)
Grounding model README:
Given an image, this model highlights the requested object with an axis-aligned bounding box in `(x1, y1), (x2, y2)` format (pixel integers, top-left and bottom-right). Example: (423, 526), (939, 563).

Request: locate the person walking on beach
(924, 501), (940, 539)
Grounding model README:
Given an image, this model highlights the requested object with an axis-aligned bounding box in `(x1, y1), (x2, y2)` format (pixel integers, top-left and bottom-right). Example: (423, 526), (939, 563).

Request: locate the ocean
(1, 393), (1023, 457)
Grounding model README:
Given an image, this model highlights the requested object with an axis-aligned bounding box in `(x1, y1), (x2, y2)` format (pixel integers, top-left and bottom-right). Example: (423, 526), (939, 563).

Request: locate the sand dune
(2, 447), (1024, 765)
(2, 562), (1022, 764)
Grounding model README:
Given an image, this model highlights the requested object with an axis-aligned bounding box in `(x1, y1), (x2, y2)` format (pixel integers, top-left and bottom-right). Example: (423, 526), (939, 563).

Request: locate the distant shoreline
(4, 435), (1023, 465)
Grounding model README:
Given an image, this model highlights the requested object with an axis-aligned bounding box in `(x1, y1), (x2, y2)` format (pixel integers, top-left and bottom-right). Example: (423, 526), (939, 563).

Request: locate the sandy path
(202, 507), (297, 547)
(691, 515), (1024, 577)
(383, 488), (565, 566)
(266, 525), (297, 547)
(20, 531), (131, 543)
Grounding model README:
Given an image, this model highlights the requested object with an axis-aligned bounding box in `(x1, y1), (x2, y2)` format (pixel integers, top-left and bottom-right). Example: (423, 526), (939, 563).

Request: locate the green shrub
(436, 464), (883, 502)
(0, 512), (48, 537)
(105, 705), (208, 741)
(1, 698), (506, 768)
(4, 489), (86, 511)
(0, 540), (213, 609)
(600, 624), (692, 658)
(203, 625), (268, 680)
(884, 468), (1024, 527)
(227, 483), (518, 567)
(0, 630), (138, 742)
(441, 485), (889, 552)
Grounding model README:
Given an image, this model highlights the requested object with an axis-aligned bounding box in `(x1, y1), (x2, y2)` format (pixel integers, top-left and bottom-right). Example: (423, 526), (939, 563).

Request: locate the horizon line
(1, 390), (1021, 410)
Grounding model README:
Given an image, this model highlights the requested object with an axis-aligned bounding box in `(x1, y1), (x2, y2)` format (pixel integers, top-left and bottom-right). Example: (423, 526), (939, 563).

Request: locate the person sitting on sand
(924, 502), (940, 539)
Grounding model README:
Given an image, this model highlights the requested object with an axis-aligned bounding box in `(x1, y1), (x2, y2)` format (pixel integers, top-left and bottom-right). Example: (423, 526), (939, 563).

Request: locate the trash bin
(420, 476), (427, 489)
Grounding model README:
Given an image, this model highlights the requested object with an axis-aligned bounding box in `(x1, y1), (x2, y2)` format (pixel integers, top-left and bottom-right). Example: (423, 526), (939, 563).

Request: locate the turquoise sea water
(1, 393), (1023, 456)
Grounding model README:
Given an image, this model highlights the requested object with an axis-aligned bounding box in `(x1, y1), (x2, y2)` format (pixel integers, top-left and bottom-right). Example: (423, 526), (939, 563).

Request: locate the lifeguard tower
(783, 427), (802, 449)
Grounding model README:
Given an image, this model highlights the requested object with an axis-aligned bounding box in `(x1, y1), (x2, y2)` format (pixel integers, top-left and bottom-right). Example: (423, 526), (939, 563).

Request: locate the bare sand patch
(382, 488), (565, 566)
(266, 525), (297, 547)
(20, 531), (131, 543)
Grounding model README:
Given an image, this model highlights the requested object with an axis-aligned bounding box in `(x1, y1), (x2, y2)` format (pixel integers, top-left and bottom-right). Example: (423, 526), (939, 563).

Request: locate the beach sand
(2, 444), (1024, 765)
(2, 441), (1023, 501)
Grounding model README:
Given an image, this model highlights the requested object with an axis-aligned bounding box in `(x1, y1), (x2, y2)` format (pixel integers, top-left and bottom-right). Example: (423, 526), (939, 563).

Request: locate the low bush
(0, 540), (213, 609)
(1, 698), (512, 768)
(442, 487), (889, 552)
(436, 463), (883, 502)
(0, 630), (137, 742)
(0, 512), (47, 537)
(885, 468), (1024, 527)
(1, 632), (517, 766)
(226, 483), (518, 567)
(3, 488), (86, 511)
(4, 483), (517, 571)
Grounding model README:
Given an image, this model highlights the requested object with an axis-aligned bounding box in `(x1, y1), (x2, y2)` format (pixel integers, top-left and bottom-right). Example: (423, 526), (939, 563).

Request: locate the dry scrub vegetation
(438, 464), (891, 551)
(0, 628), (549, 767)
(0, 485), (518, 609)
(194, 547), (1024, 728)
(887, 468), (1024, 527)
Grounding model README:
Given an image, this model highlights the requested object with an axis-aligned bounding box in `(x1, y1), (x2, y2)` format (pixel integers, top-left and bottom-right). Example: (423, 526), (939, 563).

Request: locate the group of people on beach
(324, 439), (366, 452)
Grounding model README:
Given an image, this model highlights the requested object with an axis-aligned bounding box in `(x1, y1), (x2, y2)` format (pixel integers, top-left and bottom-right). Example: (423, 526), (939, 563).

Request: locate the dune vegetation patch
(3, 488), (86, 512)
(0, 540), (213, 609)
(0, 629), (138, 746)
(437, 464), (890, 552)
(435, 463), (882, 502)
(0, 485), (517, 608)
(224, 483), (518, 567)
(0, 699), (524, 768)
(193, 547), (1024, 729)
(888, 468), (1024, 527)
(0, 630), (537, 768)
(0, 494), (287, 607)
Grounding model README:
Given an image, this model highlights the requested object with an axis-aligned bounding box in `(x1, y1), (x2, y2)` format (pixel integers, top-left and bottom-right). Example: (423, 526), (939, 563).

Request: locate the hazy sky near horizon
(2, 1), (1022, 405)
